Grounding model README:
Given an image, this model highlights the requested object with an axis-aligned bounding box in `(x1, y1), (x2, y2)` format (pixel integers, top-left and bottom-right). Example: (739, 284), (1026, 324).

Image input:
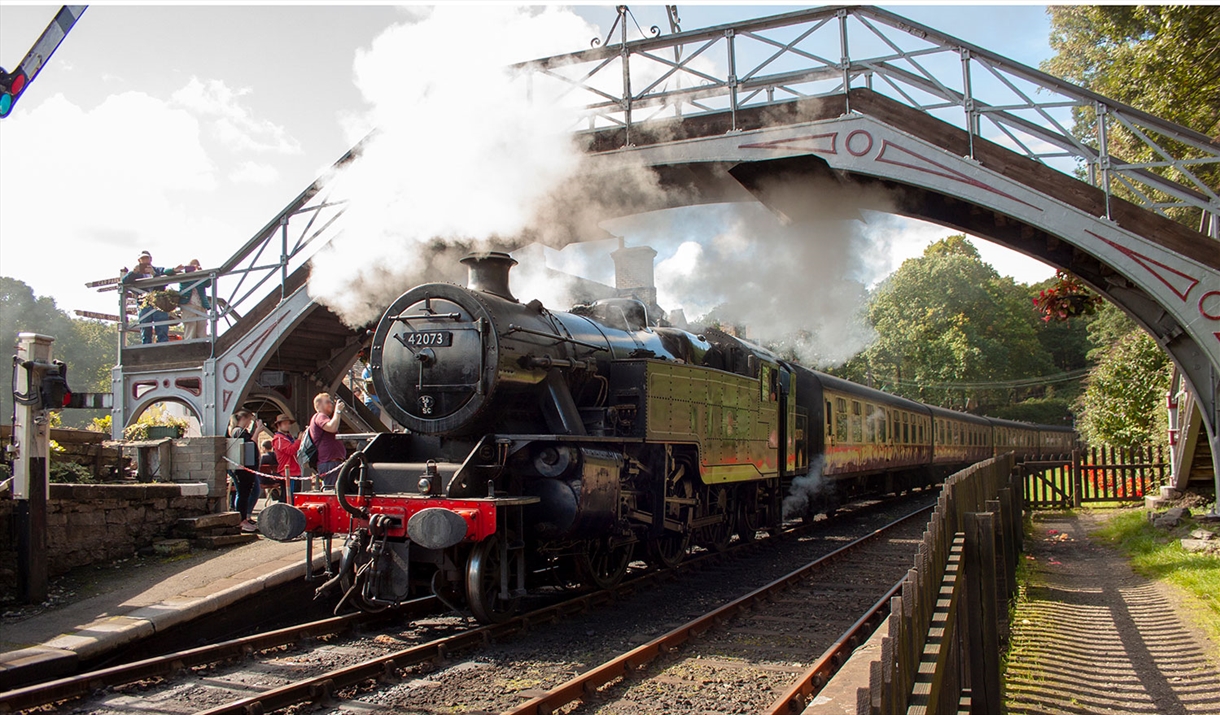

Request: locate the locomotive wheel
(647, 467), (693, 569)
(466, 535), (521, 624)
(646, 532), (689, 569)
(699, 485), (734, 552)
(577, 539), (634, 590)
(736, 484), (763, 543)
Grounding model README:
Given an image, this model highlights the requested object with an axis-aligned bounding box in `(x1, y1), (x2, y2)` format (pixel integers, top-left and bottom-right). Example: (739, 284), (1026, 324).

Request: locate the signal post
(9, 333), (66, 604)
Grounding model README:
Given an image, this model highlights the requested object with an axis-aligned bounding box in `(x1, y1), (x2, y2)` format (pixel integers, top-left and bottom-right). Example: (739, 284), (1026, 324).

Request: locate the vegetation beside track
(1094, 507), (1220, 644)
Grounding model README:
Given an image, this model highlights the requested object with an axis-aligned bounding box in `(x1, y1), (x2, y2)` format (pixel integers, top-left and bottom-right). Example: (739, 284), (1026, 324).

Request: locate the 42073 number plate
(397, 330), (453, 348)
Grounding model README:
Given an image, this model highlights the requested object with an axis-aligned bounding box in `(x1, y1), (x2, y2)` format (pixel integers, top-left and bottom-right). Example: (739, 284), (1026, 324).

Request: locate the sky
(0, 3), (1059, 321)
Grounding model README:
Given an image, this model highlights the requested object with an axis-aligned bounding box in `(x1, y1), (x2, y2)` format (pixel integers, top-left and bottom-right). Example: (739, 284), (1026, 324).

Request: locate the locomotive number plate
(400, 330), (453, 348)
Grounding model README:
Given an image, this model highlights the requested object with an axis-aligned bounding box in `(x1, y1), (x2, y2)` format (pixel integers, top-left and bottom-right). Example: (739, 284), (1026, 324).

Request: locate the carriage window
(901, 412), (909, 444)
(851, 401), (863, 443)
(865, 404), (876, 443)
(826, 401), (833, 437)
(835, 398), (848, 442)
(879, 409), (888, 443)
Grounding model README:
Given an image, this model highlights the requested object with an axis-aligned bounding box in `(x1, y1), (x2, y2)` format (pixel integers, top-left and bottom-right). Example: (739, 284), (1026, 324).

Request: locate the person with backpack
(308, 392), (346, 490)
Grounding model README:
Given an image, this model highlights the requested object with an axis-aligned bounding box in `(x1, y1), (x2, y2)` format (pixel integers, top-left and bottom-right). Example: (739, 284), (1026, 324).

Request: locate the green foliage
(1043, 7), (1220, 226)
(1095, 509), (1220, 643)
(49, 461), (97, 484)
(1076, 329), (1170, 448)
(989, 397), (1075, 426)
(123, 404), (189, 441)
(0, 277), (117, 428)
(1084, 301), (1137, 361)
(845, 236), (1054, 411)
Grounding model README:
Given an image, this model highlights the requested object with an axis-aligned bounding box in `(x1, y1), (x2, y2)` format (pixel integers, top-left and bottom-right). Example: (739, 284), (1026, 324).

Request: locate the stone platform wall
(0, 482), (210, 605)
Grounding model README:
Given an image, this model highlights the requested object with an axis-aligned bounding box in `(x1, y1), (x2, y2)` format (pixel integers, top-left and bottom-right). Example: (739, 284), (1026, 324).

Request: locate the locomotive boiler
(261, 250), (1073, 623)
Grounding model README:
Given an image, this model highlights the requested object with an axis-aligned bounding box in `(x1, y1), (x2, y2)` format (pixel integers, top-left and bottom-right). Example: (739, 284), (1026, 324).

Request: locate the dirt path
(1005, 511), (1220, 715)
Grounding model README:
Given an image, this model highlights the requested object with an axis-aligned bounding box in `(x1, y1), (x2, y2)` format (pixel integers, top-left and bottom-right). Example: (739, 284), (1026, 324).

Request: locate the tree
(1, 277), (116, 428)
(1076, 327), (1170, 448)
(1042, 7), (1220, 227)
(841, 236), (1054, 411)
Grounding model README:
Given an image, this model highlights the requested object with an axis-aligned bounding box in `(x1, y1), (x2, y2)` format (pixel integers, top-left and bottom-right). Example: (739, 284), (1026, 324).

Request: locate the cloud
(171, 77), (301, 155)
(0, 90), (232, 312)
(229, 160), (280, 185)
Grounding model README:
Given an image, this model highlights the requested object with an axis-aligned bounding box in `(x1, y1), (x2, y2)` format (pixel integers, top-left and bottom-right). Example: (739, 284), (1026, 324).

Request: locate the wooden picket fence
(1022, 445), (1166, 509)
(857, 453), (1020, 715)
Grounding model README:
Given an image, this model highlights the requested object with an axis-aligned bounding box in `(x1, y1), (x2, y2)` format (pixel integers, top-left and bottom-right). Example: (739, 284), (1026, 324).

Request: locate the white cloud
(171, 77), (301, 155)
(229, 160), (279, 185)
(0, 90), (235, 313)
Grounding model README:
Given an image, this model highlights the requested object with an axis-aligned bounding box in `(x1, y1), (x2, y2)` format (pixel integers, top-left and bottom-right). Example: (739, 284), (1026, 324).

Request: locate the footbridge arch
(108, 6), (1218, 490)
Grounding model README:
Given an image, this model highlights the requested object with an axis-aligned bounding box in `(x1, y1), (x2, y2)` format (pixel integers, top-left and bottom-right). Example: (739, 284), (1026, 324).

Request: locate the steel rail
(503, 503), (934, 715)
(764, 577), (904, 714)
(0, 602), (429, 713)
(188, 498), (928, 715)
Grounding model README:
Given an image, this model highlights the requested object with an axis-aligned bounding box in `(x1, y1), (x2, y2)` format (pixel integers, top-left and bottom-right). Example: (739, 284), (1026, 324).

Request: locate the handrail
(516, 5), (1219, 232)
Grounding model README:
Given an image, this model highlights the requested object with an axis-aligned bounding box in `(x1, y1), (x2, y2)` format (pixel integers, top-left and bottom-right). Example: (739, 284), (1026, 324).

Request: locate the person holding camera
(309, 393), (346, 490)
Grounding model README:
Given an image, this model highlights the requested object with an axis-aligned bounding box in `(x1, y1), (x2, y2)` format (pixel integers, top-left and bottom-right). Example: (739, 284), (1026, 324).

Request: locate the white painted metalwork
(516, 6), (1220, 234)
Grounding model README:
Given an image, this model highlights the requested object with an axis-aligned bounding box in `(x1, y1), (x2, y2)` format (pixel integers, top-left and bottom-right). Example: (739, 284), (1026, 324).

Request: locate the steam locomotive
(261, 252), (1073, 622)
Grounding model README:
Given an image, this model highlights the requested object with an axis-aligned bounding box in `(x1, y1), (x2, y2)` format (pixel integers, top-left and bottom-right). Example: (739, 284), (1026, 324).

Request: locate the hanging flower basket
(140, 289), (181, 312)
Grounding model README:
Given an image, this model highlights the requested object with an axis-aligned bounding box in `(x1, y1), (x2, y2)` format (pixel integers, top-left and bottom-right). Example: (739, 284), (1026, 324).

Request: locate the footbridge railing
(106, 146), (359, 354)
(517, 5), (1219, 235)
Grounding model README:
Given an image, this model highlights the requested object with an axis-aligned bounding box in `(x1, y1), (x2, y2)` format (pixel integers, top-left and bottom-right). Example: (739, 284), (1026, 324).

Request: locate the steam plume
(782, 457), (829, 520)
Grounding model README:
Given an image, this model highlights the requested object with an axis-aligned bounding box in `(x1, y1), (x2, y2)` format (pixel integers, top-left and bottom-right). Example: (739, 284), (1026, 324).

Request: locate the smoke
(307, 5), (902, 354)
(782, 457), (829, 520)
(309, 7), (614, 326)
(638, 196), (893, 368)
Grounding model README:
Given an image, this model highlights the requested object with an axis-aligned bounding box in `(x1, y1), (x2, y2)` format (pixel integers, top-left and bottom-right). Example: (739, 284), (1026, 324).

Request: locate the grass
(1093, 508), (1220, 644)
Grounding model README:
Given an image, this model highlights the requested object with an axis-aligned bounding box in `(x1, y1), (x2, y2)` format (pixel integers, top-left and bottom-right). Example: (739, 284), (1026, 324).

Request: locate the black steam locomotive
(262, 252), (1073, 622)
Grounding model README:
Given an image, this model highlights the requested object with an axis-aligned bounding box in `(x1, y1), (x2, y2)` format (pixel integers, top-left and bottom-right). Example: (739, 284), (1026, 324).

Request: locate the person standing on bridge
(178, 259), (211, 341)
(122, 251), (181, 344)
(310, 393), (346, 490)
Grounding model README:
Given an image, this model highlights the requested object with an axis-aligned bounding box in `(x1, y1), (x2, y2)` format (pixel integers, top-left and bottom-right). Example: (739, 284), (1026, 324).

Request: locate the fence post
(1071, 449), (1082, 508)
(964, 511), (1004, 715)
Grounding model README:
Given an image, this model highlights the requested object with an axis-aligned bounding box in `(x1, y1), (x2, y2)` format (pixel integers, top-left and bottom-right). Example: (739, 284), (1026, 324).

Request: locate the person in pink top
(310, 392), (347, 489)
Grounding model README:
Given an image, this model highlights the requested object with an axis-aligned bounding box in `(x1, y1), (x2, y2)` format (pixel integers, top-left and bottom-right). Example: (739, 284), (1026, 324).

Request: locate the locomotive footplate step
(0, 534), (340, 690)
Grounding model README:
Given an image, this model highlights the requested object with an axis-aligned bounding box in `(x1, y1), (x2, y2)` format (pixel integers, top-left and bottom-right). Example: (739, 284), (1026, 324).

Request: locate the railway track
(505, 504), (930, 715)
(4, 493), (932, 714)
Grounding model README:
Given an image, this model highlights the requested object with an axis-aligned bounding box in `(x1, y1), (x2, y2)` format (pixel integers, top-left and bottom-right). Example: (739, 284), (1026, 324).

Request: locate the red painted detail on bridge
(873, 140), (1043, 212)
(739, 132), (838, 155)
(222, 389), (233, 411)
(237, 310), (291, 368)
(845, 129), (873, 156)
(222, 362), (240, 383)
(1199, 290), (1220, 320)
(1092, 233), (1200, 302)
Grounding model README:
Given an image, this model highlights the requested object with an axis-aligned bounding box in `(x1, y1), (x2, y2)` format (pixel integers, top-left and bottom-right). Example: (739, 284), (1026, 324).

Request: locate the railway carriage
(929, 405), (993, 468)
(262, 252), (1075, 622)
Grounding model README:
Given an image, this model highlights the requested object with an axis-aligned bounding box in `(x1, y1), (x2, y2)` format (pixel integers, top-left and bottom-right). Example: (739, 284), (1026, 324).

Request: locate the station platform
(0, 526), (333, 690)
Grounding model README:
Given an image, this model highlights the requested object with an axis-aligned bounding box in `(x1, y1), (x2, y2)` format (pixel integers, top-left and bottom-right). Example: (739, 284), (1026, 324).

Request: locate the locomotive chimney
(610, 242), (659, 313)
(461, 251), (518, 301)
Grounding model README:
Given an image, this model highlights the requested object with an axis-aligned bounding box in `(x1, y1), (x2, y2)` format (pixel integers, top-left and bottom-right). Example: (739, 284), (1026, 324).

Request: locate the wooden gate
(1021, 446), (1166, 508)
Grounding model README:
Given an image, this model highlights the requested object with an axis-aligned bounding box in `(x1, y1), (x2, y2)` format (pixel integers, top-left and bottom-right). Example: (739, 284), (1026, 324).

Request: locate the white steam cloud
(635, 200), (891, 368)
(782, 457), (830, 520)
(309, 6), (603, 326)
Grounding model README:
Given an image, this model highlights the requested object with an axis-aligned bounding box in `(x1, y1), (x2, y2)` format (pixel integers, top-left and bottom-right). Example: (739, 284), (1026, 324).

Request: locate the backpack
(297, 424), (319, 470)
